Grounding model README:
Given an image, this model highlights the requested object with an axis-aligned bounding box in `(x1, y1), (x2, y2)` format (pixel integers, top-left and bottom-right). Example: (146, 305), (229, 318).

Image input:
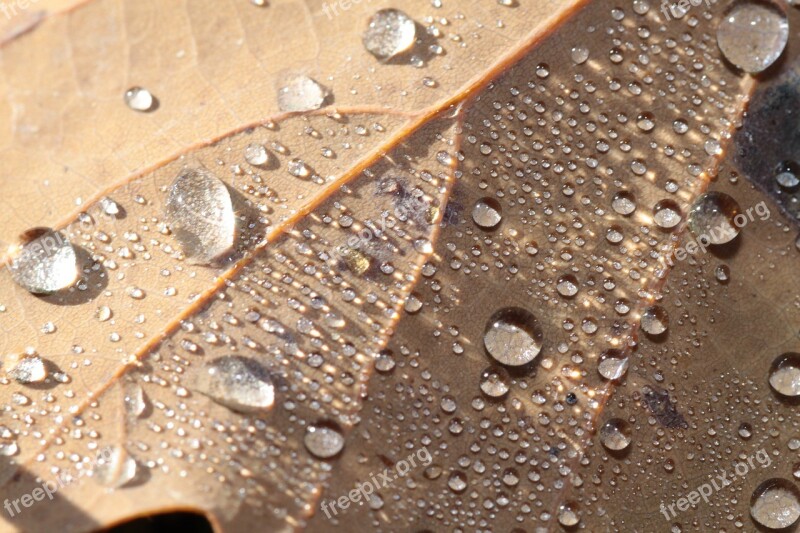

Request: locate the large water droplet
(598, 349), (628, 380)
(641, 305), (669, 336)
(277, 75), (328, 112)
(717, 0), (788, 73)
(557, 502), (581, 527)
(472, 197), (503, 229)
(483, 307), (544, 367)
(165, 168), (236, 264)
(94, 446), (138, 488)
(363, 9), (416, 60)
(9, 229), (79, 294)
(6, 353), (47, 384)
(769, 353), (800, 397)
(688, 192), (742, 245)
(304, 422), (345, 459)
(194, 356), (275, 413)
(599, 418), (632, 451)
(750, 478), (800, 529)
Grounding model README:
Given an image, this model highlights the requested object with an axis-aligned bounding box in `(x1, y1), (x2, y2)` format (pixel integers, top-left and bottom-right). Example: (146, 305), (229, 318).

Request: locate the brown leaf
(0, 0), (798, 532)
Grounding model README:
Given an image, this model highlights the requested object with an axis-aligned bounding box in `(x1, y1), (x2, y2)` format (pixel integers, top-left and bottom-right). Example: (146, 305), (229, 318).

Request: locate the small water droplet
(653, 200), (683, 230)
(479, 366), (511, 398)
(557, 501), (581, 527)
(769, 353), (800, 397)
(688, 192), (742, 244)
(775, 160), (800, 190)
(94, 446), (138, 488)
(363, 9), (416, 60)
(598, 349), (628, 380)
(472, 197), (503, 229)
(483, 308), (543, 367)
(304, 421), (345, 459)
(641, 305), (669, 336)
(599, 418), (632, 451)
(244, 143), (270, 166)
(124, 87), (155, 112)
(277, 75), (329, 112)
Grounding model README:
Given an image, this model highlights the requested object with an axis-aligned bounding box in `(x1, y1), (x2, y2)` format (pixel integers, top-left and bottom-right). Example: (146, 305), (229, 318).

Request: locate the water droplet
(277, 75), (329, 112)
(557, 501), (581, 527)
(244, 143), (270, 166)
(472, 197), (503, 229)
(612, 191), (637, 216)
(304, 422), (345, 459)
(769, 353), (800, 397)
(598, 349), (628, 380)
(165, 168), (236, 264)
(9, 229), (78, 294)
(556, 274), (579, 298)
(288, 159), (312, 178)
(194, 356), (275, 413)
(7, 354), (47, 384)
(641, 305), (669, 336)
(479, 366), (511, 398)
(483, 308), (544, 367)
(653, 200), (683, 230)
(717, 0), (788, 73)
(570, 46), (589, 64)
(94, 446), (138, 488)
(599, 418), (632, 451)
(636, 112), (655, 132)
(447, 472), (467, 493)
(124, 87), (155, 112)
(363, 9), (416, 60)
(775, 160), (800, 190)
(688, 192), (742, 244)
(750, 478), (800, 529)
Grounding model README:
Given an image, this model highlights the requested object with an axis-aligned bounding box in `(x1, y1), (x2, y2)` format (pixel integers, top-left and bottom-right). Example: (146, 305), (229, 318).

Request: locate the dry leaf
(0, 0), (798, 532)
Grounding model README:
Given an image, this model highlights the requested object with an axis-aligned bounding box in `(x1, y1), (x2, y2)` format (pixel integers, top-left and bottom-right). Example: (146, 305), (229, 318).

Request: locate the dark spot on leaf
(642, 386), (688, 429)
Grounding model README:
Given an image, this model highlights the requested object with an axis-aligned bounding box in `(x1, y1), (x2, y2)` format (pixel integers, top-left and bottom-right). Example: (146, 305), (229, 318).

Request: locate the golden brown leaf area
(0, 0), (797, 531)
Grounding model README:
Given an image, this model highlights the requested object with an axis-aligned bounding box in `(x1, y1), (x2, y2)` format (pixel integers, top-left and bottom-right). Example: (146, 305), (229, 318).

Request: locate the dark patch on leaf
(641, 386), (688, 429)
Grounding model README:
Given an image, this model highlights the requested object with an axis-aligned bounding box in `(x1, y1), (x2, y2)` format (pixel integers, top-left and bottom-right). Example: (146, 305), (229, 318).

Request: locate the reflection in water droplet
(750, 478), (800, 529)
(9, 229), (79, 294)
(94, 446), (138, 488)
(557, 501), (580, 527)
(653, 200), (683, 230)
(688, 192), (742, 245)
(194, 356), (275, 413)
(775, 160), (800, 190)
(124, 87), (155, 112)
(472, 197), (503, 229)
(483, 307), (544, 367)
(612, 191), (637, 216)
(447, 471), (467, 493)
(570, 46), (589, 64)
(7, 354), (47, 384)
(304, 422), (345, 459)
(277, 75), (329, 112)
(165, 168), (236, 264)
(244, 143), (270, 166)
(717, 0), (788, 74)
(769, 353), (800, 397)
(641, 305), (669, 336)
(363, 9), (416, 60)
(479, 366), (511, 398)
(599, 418), (632, 451)
(556, 274), (579, 298)
(598, 349), (628, 380)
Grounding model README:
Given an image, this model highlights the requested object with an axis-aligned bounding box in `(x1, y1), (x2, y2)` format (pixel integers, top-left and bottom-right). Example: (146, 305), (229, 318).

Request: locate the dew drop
(750, 478), (800, 530)
(9, 229), (79, 294)
(472, 197), (503, 229)
(304, 422), (345, 459)
(165, 168), (236, 264)
(775, 160), (800, 190)
(688, 192), (742, 244)
(194, 356), (275, 413)
(717, 0), (788, 74)
(244, 143), (270, 167)
(363, 9), (416, 60)
(570, 46), (589, 65)
(653, 200), (683, 230)
(641, 305), (669, 336)
(277, 75), (329, 112)
(599, 418), (632, 451)
(557, 502), (581, 527)
(447, 472), (468, 493)
(768, 353), (800, 397)
(483, 307), (544, 367)
(124, 87), (155, 112)
(612, 191), (637, 216)
(94, 446), (138, 488)
(598, 349), (628, 380)
(479, 366), (511, 398)
(7, 354), (47, 384)
(556, 274), (579, 298)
